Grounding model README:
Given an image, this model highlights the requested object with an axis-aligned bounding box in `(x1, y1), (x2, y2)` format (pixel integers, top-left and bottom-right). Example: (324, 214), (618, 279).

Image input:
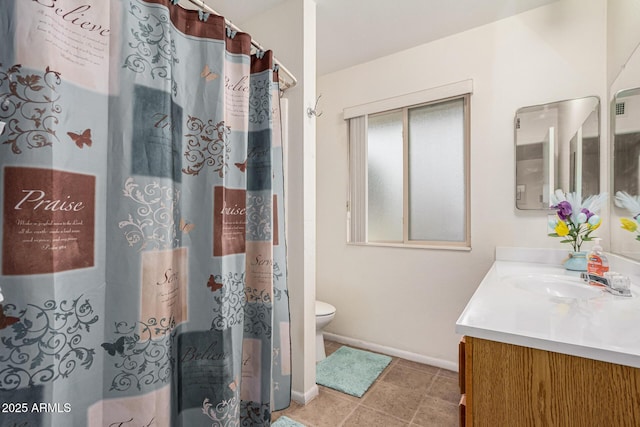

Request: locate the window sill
(347, 242), (472, 251)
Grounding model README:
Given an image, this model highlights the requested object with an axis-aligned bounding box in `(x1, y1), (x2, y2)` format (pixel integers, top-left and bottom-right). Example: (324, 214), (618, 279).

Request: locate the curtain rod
(186, 0), (298, 91)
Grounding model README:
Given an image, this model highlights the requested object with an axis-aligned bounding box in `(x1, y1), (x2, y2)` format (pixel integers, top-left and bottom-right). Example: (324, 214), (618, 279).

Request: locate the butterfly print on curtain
(67, 129), (92, 148)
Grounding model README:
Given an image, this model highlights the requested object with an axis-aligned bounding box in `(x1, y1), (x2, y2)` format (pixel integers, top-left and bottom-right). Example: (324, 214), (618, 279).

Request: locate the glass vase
(563, 251), (587, 271)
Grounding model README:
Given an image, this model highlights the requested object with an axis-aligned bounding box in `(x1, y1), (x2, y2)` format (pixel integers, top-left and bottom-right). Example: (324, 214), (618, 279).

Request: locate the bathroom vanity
(456, 248), (640, 426)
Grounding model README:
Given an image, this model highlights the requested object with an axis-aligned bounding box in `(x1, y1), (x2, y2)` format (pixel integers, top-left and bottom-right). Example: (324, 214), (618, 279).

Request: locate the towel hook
(307, 94), (323, 118)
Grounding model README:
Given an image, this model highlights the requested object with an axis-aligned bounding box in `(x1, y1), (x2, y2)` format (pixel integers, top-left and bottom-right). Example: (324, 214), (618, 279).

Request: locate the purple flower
(581, 208), (594, 219)
(554, 201), (572, 221)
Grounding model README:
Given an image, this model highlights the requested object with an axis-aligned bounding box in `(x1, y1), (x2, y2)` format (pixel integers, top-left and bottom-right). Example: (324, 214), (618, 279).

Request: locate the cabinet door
(470, 337), (640, 426)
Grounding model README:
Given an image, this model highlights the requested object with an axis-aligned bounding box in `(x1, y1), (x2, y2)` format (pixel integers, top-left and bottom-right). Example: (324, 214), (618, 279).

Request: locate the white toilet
(315, 300), (336, 362)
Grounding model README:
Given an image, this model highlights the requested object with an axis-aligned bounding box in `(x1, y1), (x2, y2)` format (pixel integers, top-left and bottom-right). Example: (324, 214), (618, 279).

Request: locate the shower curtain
(0, 0), (291, 425)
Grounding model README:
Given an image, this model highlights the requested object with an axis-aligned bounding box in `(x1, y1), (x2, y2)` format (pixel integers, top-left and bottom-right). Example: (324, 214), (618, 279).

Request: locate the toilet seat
(316, 300), (336, 317)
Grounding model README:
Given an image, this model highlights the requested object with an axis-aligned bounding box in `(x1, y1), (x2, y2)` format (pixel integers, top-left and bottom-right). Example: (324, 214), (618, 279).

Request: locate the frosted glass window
(347, 93), (470, 248)
(367, 111), (403, 242)
(408, 100), (466, 242)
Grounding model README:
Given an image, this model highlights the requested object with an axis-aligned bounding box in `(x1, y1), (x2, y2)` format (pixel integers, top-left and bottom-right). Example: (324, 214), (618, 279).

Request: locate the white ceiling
(184, 0), (558, 76)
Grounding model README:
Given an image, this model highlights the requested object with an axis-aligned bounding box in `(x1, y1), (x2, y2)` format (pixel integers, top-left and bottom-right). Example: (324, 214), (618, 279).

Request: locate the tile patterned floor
(272, 340), (459, 427)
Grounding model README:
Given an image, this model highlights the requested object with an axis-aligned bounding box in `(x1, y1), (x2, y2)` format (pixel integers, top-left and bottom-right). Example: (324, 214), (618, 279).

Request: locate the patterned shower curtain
(0, 0), (291, 425)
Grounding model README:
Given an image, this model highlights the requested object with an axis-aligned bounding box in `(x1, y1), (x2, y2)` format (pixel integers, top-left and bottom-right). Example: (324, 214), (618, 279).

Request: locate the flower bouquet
(548, 190), (607, 252)
(615, 191), (640, 241)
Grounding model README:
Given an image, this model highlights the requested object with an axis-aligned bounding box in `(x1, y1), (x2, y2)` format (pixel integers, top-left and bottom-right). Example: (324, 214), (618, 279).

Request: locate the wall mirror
(613, 87), (640, 196)
(611, 87), (640, 260)
(515, 96), (600, 210)
(607, 2), (640, 261)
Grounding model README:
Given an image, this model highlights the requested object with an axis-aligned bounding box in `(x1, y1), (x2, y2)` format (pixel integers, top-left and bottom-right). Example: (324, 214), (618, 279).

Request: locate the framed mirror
(515, 96), (600, 210)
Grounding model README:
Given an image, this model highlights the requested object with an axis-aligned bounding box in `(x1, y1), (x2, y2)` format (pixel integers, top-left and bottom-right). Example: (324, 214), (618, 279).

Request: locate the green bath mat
(272, 415), (305, 427)
(316, 346), (392, 397)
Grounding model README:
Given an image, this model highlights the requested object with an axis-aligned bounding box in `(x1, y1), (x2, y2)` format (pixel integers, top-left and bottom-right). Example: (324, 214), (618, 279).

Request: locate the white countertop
(455, 248), (640, 369)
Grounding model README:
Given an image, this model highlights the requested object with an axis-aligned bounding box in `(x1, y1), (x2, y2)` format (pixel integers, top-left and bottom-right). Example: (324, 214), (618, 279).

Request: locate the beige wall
(316, 0), (608, 366)
(607, 0), (640, 87)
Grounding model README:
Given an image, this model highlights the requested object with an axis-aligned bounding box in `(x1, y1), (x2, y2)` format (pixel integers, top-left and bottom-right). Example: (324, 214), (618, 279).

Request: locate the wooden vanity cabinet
(459, 336), (640, 426)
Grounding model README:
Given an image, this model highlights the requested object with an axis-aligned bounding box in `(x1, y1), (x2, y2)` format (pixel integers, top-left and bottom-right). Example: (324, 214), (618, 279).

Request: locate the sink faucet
(580, 272), (632, 297)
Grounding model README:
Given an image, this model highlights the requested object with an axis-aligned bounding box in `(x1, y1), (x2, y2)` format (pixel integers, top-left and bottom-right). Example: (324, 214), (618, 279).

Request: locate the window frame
(346, 83), (472, 250)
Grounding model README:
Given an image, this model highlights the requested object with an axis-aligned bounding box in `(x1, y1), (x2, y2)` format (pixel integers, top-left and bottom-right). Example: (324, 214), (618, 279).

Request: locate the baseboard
(323, 332), (458, 372)
(290, 384), (319, 405)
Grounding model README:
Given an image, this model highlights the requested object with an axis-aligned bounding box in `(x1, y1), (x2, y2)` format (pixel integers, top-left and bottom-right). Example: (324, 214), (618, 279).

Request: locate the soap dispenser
(587, 238), (609, 282)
